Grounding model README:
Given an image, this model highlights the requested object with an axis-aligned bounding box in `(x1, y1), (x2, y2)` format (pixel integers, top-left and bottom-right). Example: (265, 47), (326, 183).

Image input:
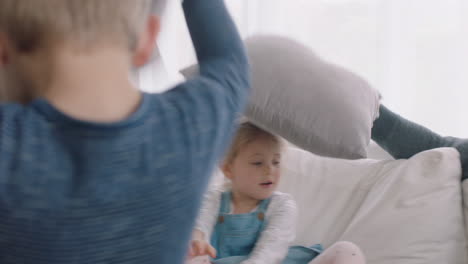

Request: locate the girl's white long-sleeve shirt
(194, 189), (298, 264)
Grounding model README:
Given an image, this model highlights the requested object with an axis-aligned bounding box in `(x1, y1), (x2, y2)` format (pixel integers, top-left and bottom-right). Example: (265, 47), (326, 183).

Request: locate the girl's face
(223, 137), (281, 201)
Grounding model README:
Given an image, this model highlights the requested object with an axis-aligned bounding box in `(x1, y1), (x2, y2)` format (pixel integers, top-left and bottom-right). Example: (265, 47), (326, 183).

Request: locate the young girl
(188, 122), (366, 264)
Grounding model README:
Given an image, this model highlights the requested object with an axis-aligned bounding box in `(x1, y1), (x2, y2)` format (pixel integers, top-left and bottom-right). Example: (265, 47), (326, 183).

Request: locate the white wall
(140, 0), (468, 138)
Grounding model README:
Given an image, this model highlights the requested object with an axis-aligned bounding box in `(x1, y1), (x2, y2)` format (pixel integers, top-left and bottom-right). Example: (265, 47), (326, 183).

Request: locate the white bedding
(209, 146), (466, 264)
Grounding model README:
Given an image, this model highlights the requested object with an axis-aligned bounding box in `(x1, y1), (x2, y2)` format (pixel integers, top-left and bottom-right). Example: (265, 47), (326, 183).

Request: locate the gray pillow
(181, 35), (380, 159)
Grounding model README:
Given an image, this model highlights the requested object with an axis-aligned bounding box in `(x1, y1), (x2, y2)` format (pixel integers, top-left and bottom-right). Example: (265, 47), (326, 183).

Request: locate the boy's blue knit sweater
(0, 0), (250, 263)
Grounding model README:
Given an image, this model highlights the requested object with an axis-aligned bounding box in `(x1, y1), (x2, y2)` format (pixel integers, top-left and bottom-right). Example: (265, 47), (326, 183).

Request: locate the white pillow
(366, 140), (394, 160)
(277, 147), (466, 264)
(181, 35), (380, 159)
(151, 0), (167, 14)
(461, 181), (468, 261)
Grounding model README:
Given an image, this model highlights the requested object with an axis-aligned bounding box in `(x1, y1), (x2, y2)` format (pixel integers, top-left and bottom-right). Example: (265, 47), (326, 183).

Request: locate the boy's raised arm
(182, 0), (250, 101)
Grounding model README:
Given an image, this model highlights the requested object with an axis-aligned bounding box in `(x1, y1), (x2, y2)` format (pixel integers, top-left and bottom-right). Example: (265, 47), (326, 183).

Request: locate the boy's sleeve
(181, 0), (250, 114)
(157, 0), (250, 171)
(241, 194), (297, 264)
(182, 0), (250, 109)
(372, 105), (468, 180)
(372, 105), (454, 158)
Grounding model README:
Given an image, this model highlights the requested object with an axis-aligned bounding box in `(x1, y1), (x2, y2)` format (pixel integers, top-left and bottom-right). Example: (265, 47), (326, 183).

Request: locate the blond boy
(0, 0), (250, 263)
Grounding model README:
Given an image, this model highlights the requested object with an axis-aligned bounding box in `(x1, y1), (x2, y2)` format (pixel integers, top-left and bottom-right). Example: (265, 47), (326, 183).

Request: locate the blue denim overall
(210, 192), (323, 264)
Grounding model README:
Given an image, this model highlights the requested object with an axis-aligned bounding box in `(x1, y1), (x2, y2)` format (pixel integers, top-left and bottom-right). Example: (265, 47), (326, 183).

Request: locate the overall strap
(219, 191), (231, 214)
(257, 197), (271, 213)
(256, 197), (271, 222)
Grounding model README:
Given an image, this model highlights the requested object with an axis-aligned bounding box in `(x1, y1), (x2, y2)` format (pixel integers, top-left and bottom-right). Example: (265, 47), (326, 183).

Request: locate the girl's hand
(189, 240), (217, 259)
(185, 255), (212, 264)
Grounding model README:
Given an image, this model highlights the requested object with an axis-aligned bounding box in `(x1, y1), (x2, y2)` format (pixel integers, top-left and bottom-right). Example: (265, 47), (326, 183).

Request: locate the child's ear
(221, 163), (234, 180)
(132, 15), (160, 67)
(0, 34), (10, 66)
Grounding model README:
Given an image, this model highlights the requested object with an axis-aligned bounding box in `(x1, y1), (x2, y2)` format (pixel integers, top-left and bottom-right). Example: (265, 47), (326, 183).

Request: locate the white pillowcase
(151, 0), (167, 14)
(277, 147), (466, 264)
(461, 181), (468, 262)
(181, 35), (380, 159)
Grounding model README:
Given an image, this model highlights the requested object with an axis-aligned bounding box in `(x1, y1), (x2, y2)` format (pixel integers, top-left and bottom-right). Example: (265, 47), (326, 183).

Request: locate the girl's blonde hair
(224, 122), (283, 166)
(220, 122), (283, 190)
(0, 0), (159, 53)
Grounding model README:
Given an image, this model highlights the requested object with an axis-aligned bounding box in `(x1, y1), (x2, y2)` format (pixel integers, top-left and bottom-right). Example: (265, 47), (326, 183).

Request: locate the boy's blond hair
(0, 0), (157, 53)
